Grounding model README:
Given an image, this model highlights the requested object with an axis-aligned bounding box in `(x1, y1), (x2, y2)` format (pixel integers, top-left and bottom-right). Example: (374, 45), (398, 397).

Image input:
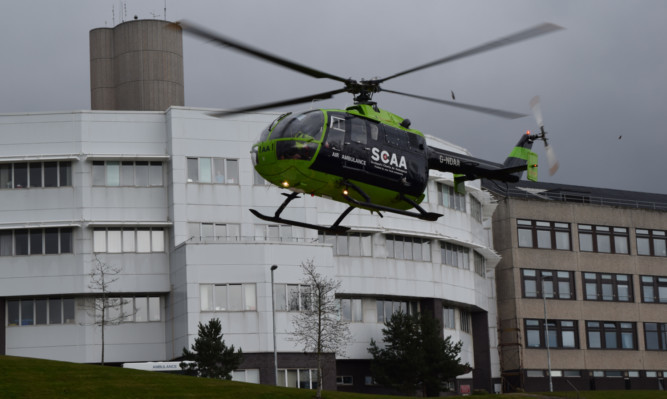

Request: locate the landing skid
(249, 192), (353, 235)
(342, 181), (442, 222)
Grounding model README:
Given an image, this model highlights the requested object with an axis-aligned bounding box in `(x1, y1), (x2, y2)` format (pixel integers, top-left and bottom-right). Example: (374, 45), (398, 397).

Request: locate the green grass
(1, 355), (666, 399)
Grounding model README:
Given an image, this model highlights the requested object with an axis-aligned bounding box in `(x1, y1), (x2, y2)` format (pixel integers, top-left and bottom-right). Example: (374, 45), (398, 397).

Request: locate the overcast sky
(2, 1), (666, 195)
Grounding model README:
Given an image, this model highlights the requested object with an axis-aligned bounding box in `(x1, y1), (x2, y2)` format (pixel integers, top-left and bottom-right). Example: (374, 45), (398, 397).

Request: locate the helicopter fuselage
(252, 104), (428, 211)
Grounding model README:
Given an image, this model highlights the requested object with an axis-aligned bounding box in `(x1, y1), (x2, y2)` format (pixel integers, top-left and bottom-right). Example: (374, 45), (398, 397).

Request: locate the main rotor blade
(209, 88), (348, 117)
(174, 20), (350, 84)
(379, 23), (564, 83)
(382, 89), (527, 119)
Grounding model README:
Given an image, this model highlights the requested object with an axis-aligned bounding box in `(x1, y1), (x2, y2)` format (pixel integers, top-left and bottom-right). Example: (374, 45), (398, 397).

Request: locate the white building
(0, 106), (501, 394)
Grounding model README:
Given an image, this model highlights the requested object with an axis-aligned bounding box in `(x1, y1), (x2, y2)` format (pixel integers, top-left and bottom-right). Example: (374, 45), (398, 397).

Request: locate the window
(460, 310), (472, 334)
(336, 375), (353, 385)
(0, 228), (73, 256)
(189, 223), (240, 242)
(473, 252), (486, 277)
(187, 157), (238, 184)
(7, 297), (75, 326)
(376, 298), (419, 323)
(438, 183), (466, 212)
(517, 220), (571, 250)
(640, 275), (667, 303)
(443, 306), (456, 329)
(522, 269), (575, 299)
(96, 296), (161, 323)
(385, 234), (430, 261)
(93, 227), (165, 253)
(0, 161), (72, 189)
(644, 323), (667, 350)
(339, 298), (363, 322)
(578, 225), (629, 254)
(470, 196), (482, 223)
(272, 283), (311, 312)
(525, 319), (578, 349)
(586, 321), (636, 349)
(92, 160), (163, 186)
(441, 242), (469, 269)
(232, 369), (260, 384)
(583, 272), (633, 302)
(636, 229), (667, 257)
(200, 284), (257, 311)
(277, 369), (319, 389)
(320, 231), (373, 257)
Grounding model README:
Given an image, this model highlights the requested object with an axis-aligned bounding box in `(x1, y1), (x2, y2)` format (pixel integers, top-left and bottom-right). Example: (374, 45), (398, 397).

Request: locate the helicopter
(174, 21), (562, 234)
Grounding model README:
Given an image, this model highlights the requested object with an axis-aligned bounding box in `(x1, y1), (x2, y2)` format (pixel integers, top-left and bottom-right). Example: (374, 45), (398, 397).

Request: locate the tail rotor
(530, 96), (559, 176)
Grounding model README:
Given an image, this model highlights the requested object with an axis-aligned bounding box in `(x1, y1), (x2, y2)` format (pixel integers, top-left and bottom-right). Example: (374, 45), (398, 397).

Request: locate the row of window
(94, 296), (161, 323)
(521, 269), (667, 303)
(0, 228), (72, 256)
(338, 297), (420, 324)
(0, 161), (72, 189)
(518, 219), (667, 257)
(93, 227), (165, 253)
(187, 157), (239, 184)
(525, 319), (667, 351)
(443, 306), (472, 333)
(526, 370), (666, 378)
(92, 161), (163, 187)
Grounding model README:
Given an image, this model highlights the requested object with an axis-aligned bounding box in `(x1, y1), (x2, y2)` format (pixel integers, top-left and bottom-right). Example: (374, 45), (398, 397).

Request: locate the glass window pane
(654, 238), (667, 257)
(288, 285), (300, 311)
(336, 235), (348, 256)
(555, 231), (570, 250)
(213, 158), (225, 183)
(579, 233), (593, 251)
(149, 297), (160, 321)
(597, 235), (611, 253)
(149, 162), (163, 186)
(44, 162), (58, 187)
(134, 297), (148, 322)
(63, 298), (75, 324)
(35, 299), (48, 325)
(49, 298), (62, 324)
(8, 300), (20, 325)
(135, 161), (149, 186)
(618, 285), (630, 301)
(30, 229), (43, 255)
(21, 299), (34, 325)
(14, 162), (27, 188)
(585, 283), (597, 300)
(404, 239), (412, 260)
(527, 330), (541, 347)
(199, 158), (212, 183)
(385, 237), (393, 258)
(151, 229), (165, 252)
(214, 285), (227, 310)
(228, 284), (243, 311)
(605, 331), (617, 348)
(44, 228), (59, 254)
(362, 234), (372, 257)
(187, 158), (198, 182)
(349, 235), (361, 257)
(643, 285), (654, 302)
(59, 162), (71, 186)
(122, 230), (135, 252)
(15, 229), (29, 255)
(107, 229), (121, 253)
(226, 159), (239, 183)
(121, 162), (134, 186)
(244, 284), (256, 311)
(274, 284), (286, 311)
(614, 236), (628, 254)
(558, 281), (571, 299)
(562, 331), (576, 348)
(524, 280), (537, 297)
(60, 228), (72, 253)
(537, 230), (551, 249)
(0, 164), (11, 188)
(106, 161), (120, 186)
(136, 229), (151, 253)
(93, 229), (106, 252)
(352, 299), (362, 322)
(601, 283), (613, 301)
(621, 332), (634, 349)
(200, 285), (212, 311)
(518, 229), (533, 247)
(588, 331), (601, 348)
(0, 230), (12, 256)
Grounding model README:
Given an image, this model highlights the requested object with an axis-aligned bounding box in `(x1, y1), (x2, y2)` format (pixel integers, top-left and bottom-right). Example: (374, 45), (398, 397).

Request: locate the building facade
(0, 107), (501, 395)
(486, 180), (667, 392)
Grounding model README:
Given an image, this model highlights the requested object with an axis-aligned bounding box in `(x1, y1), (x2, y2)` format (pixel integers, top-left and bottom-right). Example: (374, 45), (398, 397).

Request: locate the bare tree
(290, 259), (350, 398)
(82, 256), (133, 365)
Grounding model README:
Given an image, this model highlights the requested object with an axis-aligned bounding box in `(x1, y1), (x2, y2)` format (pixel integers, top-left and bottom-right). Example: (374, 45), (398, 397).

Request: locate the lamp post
(270, 265), (278, 386)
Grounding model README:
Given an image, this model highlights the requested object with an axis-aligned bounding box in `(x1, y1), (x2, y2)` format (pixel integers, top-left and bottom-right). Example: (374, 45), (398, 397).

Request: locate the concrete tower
(90, 19), (184, 111)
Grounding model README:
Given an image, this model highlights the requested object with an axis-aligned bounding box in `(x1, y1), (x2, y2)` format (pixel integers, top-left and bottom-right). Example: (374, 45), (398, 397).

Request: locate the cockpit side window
(350, 118), (368, 145)
(270, 110), (324, 141)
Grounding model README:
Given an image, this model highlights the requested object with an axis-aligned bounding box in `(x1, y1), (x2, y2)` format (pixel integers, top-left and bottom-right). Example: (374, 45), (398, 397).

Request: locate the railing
(486, 186), (667, 211)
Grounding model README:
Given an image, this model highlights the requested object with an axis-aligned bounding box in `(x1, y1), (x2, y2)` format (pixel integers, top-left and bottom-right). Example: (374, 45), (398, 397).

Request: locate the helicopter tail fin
(503, 132), (538, 182)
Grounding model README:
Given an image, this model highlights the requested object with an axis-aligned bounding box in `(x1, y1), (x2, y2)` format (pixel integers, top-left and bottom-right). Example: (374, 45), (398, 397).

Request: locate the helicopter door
(342, 117), (369, 172)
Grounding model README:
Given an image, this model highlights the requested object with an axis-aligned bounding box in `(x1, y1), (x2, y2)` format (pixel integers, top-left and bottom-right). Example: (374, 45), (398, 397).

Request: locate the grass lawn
(1, 355), (666, 399)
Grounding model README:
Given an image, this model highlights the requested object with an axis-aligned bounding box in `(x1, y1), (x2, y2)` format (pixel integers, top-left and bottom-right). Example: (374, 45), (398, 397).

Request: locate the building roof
(481, 178), (667, 212)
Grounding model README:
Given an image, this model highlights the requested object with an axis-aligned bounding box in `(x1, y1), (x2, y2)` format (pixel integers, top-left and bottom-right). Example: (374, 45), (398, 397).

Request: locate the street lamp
(270, 265), (278, 386)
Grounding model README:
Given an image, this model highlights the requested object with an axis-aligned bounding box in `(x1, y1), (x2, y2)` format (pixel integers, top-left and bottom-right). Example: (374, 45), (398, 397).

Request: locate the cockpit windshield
(269, 110), (324, 141)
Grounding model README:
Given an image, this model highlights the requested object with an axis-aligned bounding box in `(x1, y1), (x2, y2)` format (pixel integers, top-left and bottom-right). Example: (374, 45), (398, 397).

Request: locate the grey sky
(2, 1), (666, 194)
